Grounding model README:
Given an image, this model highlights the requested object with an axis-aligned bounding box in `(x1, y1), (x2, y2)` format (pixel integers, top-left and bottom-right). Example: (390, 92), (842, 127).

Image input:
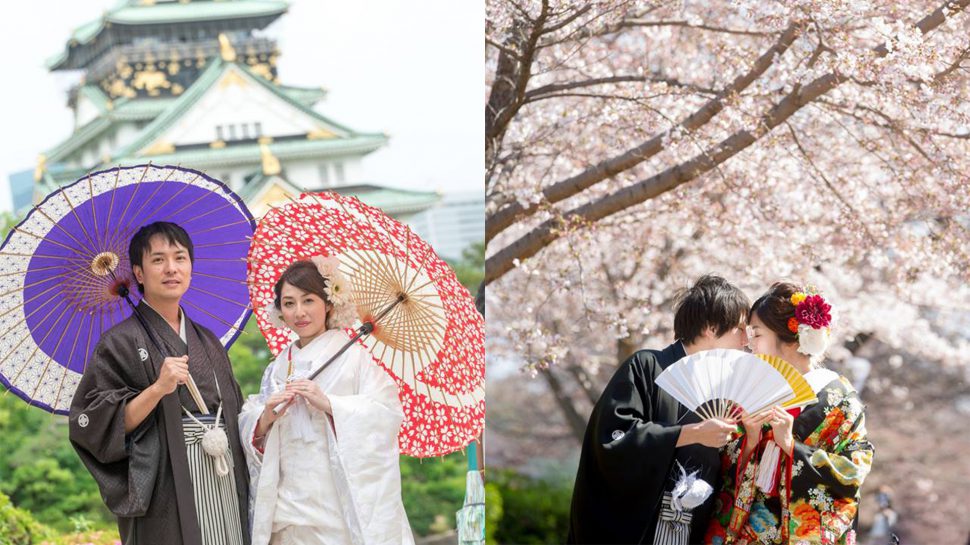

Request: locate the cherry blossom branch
(524, 74), (718, 102)
(783, 121), (876, 242)
(485, 0), (970, 284)
(486, 22), (804, 242)
(486, 1), (550, 189)
(620, 19), (776, 37)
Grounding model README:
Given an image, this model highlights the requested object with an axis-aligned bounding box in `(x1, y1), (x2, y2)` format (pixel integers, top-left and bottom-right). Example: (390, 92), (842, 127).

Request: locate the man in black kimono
(69, 222), (250, 545)
(567, 275), (750, 545)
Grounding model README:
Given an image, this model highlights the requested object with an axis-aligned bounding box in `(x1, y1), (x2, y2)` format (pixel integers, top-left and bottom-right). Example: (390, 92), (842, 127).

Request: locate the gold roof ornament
(218, 33), (237, 62)
(307, 128), (336, 140)
(260, 142), (281, 175)
(143, 140), (175, 155)
(33, 154), (47, 182)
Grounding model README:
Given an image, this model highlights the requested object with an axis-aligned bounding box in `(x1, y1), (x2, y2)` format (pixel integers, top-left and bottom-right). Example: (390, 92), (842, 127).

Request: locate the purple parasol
(0, 164), (254, 414)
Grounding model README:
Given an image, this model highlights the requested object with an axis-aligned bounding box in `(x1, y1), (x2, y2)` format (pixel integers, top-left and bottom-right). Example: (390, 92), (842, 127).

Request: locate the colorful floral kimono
(705, 369), (873, 545)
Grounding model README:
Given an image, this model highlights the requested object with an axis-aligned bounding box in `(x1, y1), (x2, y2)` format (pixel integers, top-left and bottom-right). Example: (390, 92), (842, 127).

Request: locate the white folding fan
(656, 349), (817, 420)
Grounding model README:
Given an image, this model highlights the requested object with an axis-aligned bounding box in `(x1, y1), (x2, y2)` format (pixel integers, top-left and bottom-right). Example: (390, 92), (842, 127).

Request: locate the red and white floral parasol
(246, 192), (484, 458)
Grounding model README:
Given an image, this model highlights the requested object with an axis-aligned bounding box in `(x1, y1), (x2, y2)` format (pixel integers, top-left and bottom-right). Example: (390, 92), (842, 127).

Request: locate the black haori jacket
(567, 342), (721, 544)
(69, 302), (250, 545)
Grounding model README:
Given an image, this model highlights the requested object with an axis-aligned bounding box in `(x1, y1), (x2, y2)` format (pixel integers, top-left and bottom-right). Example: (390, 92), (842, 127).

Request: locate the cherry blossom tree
(484, 3), (970, 540)
(485, 0), (970, 375)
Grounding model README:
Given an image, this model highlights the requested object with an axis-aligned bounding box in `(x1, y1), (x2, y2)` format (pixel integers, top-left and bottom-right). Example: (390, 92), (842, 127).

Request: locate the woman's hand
(769, 406), (795, 454)
(286, 379), (332, 415)
(256, 390), (295, 437)
(739, 408), (771, 443)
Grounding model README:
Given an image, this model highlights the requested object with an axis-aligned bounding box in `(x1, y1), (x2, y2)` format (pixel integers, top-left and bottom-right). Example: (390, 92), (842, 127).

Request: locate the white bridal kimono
(239, 330), (415, 545)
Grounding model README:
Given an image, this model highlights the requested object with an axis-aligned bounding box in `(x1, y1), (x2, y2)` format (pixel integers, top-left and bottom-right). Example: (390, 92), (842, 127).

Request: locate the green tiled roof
(109, 1), (288, 25)
(45, 58), (370, 165)
(44, 116), (114, 163)
(235, 176), (439, 216)
(113, 97), (179, 120)
(278, 84), (328, 106)
(48, 1), (288, 69)
(67, 1), (287, 45)
(113, 135), (387, 167)
(76, 85), (112, 115)
(113, 56), (371, 158)
(109, 82), (327, 122)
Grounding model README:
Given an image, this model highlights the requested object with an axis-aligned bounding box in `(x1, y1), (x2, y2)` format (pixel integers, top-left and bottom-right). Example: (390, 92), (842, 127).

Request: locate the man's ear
(132, 264), (144, 283)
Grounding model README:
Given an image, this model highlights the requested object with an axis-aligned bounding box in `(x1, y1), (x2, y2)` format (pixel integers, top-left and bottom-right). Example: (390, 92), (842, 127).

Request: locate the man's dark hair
(673, 274), (749, 344)
(128, 221), (194, 293)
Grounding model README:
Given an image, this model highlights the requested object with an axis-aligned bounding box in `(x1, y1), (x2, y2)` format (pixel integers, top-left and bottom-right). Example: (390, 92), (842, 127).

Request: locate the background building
(23, 0), (440, 221)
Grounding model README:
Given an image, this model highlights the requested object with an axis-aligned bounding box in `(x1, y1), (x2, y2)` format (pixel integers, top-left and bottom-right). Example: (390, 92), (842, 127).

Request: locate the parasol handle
(271, 294), (405, 415)
(115, 281), (210, 415)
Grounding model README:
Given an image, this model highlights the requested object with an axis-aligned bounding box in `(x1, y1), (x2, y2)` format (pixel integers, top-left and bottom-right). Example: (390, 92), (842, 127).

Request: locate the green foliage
(0, 490), (53, 545)
(447, 241), (484, 295)
(0, 392), (112, 533)
(0, 212), (18, 239)
(228, 316), (273, 397)
(484, 481), (502, 545)
(490, 470), (572, 545)
(399, 452), (467, 536)
(39, 528), (121, 545)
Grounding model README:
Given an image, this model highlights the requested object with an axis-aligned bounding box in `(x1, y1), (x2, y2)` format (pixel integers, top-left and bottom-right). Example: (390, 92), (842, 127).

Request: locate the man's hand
(155, 356), (189, 395)
(676, 418), (737, 448)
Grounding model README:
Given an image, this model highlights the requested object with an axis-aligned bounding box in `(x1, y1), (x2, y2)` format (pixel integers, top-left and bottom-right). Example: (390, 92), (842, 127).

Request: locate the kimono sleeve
(589, 352), (682, 492)
(68, 331), (161, 517)
(327, 347), (403, 442)
(326, 347), (406, 539)
(790, 393), (874, 544)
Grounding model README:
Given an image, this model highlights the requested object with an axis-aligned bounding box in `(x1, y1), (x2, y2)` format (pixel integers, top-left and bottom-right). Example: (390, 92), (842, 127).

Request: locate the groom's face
(708, 317), (748, 350)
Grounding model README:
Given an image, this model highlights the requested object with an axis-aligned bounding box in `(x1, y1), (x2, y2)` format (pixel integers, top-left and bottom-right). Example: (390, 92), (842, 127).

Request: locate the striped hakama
(183, 415), (246, 545)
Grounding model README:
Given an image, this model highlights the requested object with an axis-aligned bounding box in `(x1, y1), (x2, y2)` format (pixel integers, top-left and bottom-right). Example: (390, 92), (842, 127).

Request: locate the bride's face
(279, 282), (330, 341)
(747, 313), (783, 357)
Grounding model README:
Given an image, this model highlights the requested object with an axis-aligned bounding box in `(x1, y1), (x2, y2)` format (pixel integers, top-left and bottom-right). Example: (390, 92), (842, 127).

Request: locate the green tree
(491, 470), (572, 544)
(0, 393), (112, 532)
(448, 241), (485, 293)
(0, 490), (54, 545)
(228, 316), (273, 397)
(400, 452), (468, 536)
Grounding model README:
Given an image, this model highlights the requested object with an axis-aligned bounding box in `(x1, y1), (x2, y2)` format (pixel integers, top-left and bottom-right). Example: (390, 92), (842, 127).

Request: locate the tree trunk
(540, 366), (588, 442)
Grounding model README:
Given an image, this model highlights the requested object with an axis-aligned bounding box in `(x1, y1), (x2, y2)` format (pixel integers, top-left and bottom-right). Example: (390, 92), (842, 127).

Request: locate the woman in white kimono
(239, 257), (415, 545)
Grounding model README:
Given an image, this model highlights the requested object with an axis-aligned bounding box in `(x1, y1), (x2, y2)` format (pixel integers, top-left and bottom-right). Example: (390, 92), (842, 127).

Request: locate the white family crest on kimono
(239, 330), (415, 545)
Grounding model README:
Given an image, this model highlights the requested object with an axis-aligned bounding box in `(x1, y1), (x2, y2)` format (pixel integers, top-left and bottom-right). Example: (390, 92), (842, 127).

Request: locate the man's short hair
(673, 274), (749, 344)
(128, 221), (194, 294)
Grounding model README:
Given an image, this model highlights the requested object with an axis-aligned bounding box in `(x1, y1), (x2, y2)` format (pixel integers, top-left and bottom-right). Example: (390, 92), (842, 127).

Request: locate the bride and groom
(70, 223), (413, 545)
(567, 274), (873, 545)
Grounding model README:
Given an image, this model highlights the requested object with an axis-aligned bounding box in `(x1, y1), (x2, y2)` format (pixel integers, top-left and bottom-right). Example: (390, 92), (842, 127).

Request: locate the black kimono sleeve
(593, 353), (682, 491)
(568, 350), (683, 544)
(68, 331), (161, 518)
